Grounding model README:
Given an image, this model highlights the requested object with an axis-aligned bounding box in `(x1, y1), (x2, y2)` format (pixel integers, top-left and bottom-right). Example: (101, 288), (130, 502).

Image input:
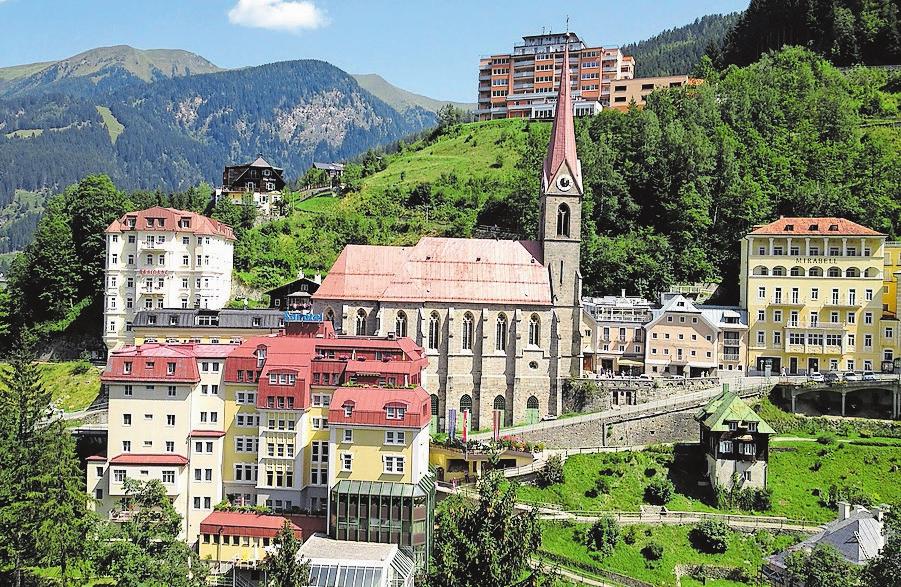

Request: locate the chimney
(298, 269), (305, 280)
(621, 288), (626, 298)
(838, 501), (851, 520)
(314, 273), (322, 285)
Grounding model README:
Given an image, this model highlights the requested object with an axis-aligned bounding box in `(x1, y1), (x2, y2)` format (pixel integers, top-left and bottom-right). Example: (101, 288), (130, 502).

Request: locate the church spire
(542, 34), (582, 194)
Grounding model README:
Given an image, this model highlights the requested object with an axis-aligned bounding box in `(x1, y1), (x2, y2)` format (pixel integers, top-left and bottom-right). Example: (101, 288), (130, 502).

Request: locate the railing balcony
(723, 354), (741, 361)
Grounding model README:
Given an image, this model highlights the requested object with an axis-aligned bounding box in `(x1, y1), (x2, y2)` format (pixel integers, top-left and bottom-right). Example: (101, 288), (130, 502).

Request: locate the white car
(862, 370), (877, 381)
(638, 374), (653, 381)
(541, 414), (558, 421)
(843, 371), (861, 382)
(808, 371), (825, 382)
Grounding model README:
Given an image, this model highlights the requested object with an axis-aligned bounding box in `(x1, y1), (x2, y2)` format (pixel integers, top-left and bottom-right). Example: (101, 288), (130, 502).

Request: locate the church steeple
(542, 36), (583, 195)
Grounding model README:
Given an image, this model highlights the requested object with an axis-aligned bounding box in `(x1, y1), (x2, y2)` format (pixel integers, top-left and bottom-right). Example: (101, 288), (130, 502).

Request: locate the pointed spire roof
(543, 34), (582, 193)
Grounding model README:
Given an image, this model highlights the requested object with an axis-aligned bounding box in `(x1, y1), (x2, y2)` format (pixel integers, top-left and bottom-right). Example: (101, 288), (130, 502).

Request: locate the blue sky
(0, 0), (749, 103)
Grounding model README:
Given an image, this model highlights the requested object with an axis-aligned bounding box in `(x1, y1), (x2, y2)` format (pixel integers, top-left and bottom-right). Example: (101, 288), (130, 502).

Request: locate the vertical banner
(447, 409), (457, 441)
(462, 410), (468, 443)
(493, 410), (500, 442)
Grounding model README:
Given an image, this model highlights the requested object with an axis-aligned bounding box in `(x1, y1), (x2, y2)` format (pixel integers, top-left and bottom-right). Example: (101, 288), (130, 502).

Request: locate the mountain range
(0, 46), (468, 254)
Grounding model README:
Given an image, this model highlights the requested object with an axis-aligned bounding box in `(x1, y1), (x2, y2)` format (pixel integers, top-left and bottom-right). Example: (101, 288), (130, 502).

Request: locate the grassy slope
(352, 73), (475, 113)
(540, 522), (798, 587)
(95, 105), (125, 144)
(0, 362), (102, 412)
(0, 61), (54, 81)
(237, 119), (529, 287)
(519, 440), (901, 523)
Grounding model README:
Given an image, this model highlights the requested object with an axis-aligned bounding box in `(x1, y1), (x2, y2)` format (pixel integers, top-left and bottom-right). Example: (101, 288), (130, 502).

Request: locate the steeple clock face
(556, 174), (573, 192)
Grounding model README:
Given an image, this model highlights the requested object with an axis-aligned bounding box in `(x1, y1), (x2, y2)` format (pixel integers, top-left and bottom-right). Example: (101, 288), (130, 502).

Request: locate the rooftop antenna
(565, 15), (570, 35)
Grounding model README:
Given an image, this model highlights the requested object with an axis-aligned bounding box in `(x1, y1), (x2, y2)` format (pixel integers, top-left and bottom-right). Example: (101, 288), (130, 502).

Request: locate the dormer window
(256, 346), (267, 368)
(385, 405), (406, 420)
(748, 422), (758, 432)
(123, 361), (132, 374)
(829, 224), (839, 231)
(146, 218), (154, 228)
(784, 224), (794, 231)
(809, 224), (818, 231)
(167, 362), (176, 375)
(344, 404), (353, 417)
(728, 421), (738, 431)
(178, 217), (190, 228)
(145, 361), (155, 369)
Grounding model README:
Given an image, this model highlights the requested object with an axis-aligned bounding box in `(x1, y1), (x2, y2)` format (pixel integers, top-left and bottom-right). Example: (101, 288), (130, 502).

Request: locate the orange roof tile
(749, 217), (884, 237)
(105, 206), (235, 240)
(314, 237), (552, 305)
(328, 386), (431, 429)
(200, 511), (301, 539)
(108, 453), (189, 466)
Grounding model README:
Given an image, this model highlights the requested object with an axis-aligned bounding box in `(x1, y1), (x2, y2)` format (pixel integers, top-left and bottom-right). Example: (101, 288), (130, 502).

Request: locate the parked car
(824, 371), (842, 383)
(862, 370), (877, 381)
(843, 371), (861, 382)
(541, 414), (558, 421)
(808, 371), (825, 382)
(638, 374), (653, 381)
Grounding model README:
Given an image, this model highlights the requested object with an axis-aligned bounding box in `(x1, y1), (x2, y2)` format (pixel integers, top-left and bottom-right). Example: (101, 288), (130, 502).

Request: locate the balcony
(770, 297), (804, 306)
(823, 298), (861, 308)
(722, 353), (741, 361)
(784, 321), (846, 330)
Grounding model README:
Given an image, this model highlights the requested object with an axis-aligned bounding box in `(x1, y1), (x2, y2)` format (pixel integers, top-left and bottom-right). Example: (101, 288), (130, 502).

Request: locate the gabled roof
(768, 507), (886, 569)
(695, 391), (775, 434)
(108, 453), (189, 466)
(101, 343), (202, 383)
(328, 386), (430, 429)
(543, 36), (582, 193)
(105, 207), (235, 240)
(749, 217), (884, 237)
(200, 511), (301, 539)
(314, 237), (552, 305)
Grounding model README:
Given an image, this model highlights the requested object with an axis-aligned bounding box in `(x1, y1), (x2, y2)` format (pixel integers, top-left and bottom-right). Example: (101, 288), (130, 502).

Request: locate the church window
(395, 311), (407, 338)
(495, 314), (508, 352)
(428, 312), (440, 350)
(355, 309), (366, 336)
(462, 312), (474, 350)
(528, 314), (541, 347)
(460, 394), (472, 416)
(556, 203), (570, 237)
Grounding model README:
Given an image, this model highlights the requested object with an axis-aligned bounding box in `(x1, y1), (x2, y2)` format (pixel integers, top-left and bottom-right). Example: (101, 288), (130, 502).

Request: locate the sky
(0, 0), (749, 103)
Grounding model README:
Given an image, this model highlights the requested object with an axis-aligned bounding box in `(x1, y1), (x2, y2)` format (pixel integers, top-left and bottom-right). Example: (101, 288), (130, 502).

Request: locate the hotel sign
(284, 312), (323, 323)
(794, 257), (838, 265)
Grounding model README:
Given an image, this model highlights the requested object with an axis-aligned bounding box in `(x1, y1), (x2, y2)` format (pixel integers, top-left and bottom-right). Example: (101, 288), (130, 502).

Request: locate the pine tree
(264, 521), (310, 587)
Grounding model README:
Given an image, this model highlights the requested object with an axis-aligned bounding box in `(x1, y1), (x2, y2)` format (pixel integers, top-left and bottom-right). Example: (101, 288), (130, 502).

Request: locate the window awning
(617, 358), (644, 367)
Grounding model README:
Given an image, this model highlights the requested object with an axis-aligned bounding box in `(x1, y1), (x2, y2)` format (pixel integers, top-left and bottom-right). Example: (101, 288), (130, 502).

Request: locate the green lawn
(295, 194), (339, 213)
(519, 440), (901, 523)
(539, 522), (799, 587)
(4, 128), (44, 139)
(0, 361), (103, 412)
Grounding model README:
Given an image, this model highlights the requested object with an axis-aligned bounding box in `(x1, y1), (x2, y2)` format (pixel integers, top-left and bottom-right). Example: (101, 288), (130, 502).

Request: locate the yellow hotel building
(740, 217), (894, 375)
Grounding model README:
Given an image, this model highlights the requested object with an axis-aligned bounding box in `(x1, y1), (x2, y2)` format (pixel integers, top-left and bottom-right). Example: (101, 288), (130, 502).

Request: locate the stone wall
(520, 405), (703, 449)
(563, 377), (721, 413)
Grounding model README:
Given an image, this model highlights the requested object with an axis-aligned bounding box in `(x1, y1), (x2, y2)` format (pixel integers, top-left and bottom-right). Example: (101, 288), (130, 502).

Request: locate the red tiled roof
(101, 343), (227, 383)
(328, 386), (430, 429)
(86, 455), (107, 462)
(105, 206), (235, 240)
(108, 453), (189, 466)
(189, 430), (226, 437)
(314, 237), (552, 305)
(543, 38), (582, 193)
(749, 217), (884, 237)
(199, 511), (301, 539)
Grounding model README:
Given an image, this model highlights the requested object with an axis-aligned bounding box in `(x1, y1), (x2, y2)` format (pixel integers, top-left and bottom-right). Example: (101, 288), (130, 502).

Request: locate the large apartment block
(103, 207), (235, 350)
(740, 217), (894, 375)
(476, 32), (634, 120)
(88, 315), (434, 567)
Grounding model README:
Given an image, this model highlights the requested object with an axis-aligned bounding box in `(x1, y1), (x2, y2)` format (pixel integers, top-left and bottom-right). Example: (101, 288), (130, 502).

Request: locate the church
(312, 43), (585, 431)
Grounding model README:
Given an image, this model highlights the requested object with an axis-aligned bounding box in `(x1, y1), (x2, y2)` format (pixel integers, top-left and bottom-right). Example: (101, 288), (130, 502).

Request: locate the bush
(825, 483), (873, 508)
(584, 516), (620, 557)
(644, 467), (657, 478)
(690, 520), (730, 554)
(641, 541), (664, 561)
(817, 433), (837, 445)
(535, 454), (564, 488)
(70, 360), (92, 375)
(644, 477), (675, 505)
(623, 526), (638, 545)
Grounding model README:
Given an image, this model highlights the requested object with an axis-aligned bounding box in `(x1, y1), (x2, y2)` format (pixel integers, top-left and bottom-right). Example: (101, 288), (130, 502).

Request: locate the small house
(695, 391), (775, 490)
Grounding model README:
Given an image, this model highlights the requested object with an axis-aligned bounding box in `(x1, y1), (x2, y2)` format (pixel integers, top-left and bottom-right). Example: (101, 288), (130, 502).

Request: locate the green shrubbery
(689, 520), (730, 554)
(535, 454), (565, 488)
(584, 516), (620, 557)
(714, 482), (773, 511)
(644, 477), (675, 505)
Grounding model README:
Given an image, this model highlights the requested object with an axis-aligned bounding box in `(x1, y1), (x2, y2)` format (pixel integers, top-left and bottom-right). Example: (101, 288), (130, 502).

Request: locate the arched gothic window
(428, 311), (440, 350)
(528, 314), (541, 347)
(355, 309), (367, 335)
(395, 311), (407, 338)
(462, 312), (474, 351)
(495, 314), (508, 352)
(556, 203), (570, 237)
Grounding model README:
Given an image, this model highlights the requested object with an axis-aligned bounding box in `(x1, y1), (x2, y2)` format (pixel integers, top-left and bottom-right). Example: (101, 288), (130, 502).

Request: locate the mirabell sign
(284, 312), (323, 323)
(794, 257), (838, 264)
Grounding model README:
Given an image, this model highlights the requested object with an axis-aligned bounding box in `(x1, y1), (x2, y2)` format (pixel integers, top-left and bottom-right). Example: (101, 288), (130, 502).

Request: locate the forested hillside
(622, 13), (740, 76)
(720, 0), (901, 66)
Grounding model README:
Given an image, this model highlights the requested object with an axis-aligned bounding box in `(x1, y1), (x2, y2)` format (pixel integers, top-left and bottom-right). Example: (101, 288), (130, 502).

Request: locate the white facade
(103, 207), (235, 350)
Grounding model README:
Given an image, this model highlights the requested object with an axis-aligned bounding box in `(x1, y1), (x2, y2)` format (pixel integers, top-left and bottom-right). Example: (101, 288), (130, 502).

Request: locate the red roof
(328, 386), (430, 429)
(189, 429), (226, 437)
(86, 455), (107, 462)
(314, 237), (552, 305)
(108, 453), (189, 466)
(105, 206), (235, 240)
(749, 217), (884, 237)
(543, 37), (582, 193)
(199, 511), (302, 539)
(101, 343), (228, 383)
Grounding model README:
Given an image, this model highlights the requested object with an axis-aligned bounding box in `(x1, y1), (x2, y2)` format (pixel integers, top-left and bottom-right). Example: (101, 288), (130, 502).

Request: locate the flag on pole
(492, 410), (500, 442)
(448, 409), (457, 441)
(462, 409), (468, 443)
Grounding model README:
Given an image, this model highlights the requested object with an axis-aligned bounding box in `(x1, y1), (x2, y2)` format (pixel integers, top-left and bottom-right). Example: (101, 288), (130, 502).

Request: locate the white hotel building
(103, 207), (235, 350)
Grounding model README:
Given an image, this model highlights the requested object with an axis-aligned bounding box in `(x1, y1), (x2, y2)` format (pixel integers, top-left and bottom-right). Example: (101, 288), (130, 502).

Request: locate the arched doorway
(493, 395), (506, 429)
(526, 395), (540, 425)
(459, 394), (473, 433)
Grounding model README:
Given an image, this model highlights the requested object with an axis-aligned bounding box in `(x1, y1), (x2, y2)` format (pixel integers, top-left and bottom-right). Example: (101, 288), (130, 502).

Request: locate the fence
(537, 551), (655, 587)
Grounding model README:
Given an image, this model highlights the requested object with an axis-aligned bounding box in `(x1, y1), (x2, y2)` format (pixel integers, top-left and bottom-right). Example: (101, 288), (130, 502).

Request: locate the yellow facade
(198, 533), (270, 565)
(428, 445), (534, 482)
(331, 428), (416, 484)
(740, 227), (892, 374)
(884, 242), (901, 316)
(222, 382), (260, 505)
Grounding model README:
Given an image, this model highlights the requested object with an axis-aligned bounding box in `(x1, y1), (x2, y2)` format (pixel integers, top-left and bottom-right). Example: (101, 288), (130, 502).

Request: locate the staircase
(207, 565), (256, 587)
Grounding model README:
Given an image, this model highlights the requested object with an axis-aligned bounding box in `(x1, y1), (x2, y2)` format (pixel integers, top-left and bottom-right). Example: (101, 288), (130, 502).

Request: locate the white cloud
(228, 0), (327, 32)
